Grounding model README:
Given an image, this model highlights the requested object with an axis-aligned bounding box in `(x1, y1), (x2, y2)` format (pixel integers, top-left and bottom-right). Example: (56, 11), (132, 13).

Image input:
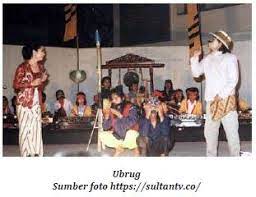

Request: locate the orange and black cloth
(64, 4), (77, 41)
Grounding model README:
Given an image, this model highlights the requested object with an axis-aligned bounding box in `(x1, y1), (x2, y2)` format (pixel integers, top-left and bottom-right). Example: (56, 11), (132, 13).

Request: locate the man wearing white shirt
(54, 89), (72, 117)
(190, 30), (240, 156)
(187, 100), (197, 114)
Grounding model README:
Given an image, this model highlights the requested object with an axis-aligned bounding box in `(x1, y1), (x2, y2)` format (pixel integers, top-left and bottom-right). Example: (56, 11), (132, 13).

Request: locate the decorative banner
(64, 4), (77, 42)
(187, 4), (202, 58)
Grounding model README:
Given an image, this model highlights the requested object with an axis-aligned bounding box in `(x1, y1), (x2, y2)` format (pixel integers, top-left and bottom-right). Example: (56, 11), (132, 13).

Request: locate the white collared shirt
(54, 98), (72, 116)
(187, 100), (196, 114)
(190, 51), (239, 101)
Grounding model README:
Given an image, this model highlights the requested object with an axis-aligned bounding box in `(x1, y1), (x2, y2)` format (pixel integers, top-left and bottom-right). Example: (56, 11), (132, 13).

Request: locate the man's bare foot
(133, 148), (140, 157)
(113, 146), (124, 157)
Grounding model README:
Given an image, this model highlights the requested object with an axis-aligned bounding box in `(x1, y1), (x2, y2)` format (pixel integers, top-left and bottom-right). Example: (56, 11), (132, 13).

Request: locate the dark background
(3, 4), (114, 48)
(3, 4), (171, 48)
(119, 4), (170, 46)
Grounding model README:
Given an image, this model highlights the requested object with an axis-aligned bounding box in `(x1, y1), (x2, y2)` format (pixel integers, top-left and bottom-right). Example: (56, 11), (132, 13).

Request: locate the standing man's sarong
(17, 88), (43, 157)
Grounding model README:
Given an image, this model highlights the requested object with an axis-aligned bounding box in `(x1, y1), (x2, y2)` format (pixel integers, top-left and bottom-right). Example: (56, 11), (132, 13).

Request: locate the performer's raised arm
(190, 50), (205, 78)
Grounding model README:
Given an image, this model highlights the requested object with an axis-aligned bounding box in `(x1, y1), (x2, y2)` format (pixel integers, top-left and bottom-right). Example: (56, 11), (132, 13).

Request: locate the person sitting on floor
(54, 89), (72, 118)
(179, 87), (203, 116)
(71, 91), (92, 117)
(99, 87), (140, 157)
(138, 99), (172, 156)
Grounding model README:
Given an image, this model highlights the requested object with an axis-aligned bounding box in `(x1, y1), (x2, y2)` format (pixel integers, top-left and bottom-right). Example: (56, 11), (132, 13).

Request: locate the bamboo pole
(96, 30), (104, 152)
(76, 35), (80, 93)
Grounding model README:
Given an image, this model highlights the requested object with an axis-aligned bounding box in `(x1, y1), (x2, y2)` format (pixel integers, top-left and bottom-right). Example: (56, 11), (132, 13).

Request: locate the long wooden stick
(96, 32), (104, 152)
(76, 35), (80, 92)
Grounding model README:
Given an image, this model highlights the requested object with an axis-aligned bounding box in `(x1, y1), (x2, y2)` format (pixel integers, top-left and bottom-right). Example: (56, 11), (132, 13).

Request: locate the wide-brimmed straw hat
(209, 30), (233, 50)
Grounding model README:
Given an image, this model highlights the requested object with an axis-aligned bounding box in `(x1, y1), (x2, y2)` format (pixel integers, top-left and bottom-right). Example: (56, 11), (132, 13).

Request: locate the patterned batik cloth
(17, 88), (43, 157)
(210, 95), (237, 121)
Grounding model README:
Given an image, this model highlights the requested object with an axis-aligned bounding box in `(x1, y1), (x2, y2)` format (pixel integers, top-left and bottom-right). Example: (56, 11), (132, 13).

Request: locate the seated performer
(162, 79), (175, 102)
(173, 89), (184, 109)
(3, 96), (12, 115)
(236, 92), (250, 112)
(101, 76), (111, 99)
(161, 89), (182, 115)
(11, 96), (17, 115)
(137, 85), (149, 107)
(99, 87), (140, 156)
(41, 92), (49, 113)
(54, 89), (72, 118)
(138, 99), (172, 156)
(127, 82), (139, 104)
(179, 87), (203, 116)
(91, 94), (99, 116)
(71, 91), (92, 117)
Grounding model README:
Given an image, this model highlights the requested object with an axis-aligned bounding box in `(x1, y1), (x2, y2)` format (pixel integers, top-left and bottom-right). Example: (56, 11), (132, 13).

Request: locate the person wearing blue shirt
(138, 102), (172, 156)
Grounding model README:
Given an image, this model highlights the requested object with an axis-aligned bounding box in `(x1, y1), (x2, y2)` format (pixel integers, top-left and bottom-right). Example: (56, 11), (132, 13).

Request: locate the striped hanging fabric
(187, 4), (203, 58)
(64, 4), (77, 41)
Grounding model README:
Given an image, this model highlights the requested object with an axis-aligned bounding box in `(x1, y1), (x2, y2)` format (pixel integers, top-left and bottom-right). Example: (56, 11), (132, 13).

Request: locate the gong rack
(101, 53), (165, 94)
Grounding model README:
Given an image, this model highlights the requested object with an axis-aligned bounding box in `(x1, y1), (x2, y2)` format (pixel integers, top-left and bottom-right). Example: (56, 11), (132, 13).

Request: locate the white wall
(3, 41), (251, 112)
(170, 4), (251, 42)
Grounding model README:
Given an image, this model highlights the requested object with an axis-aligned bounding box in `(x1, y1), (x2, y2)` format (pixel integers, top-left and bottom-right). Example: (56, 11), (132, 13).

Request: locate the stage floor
(2, 141), (252, 157)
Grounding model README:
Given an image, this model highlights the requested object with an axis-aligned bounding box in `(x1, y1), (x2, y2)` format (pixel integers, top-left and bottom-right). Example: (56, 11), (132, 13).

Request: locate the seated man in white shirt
(54, 89), (72, 117)
(190, 30), (240, 157)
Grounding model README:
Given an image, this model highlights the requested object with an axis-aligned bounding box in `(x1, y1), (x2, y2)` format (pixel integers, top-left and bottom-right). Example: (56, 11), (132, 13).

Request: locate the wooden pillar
(118, 68), (121, 85)
(108, 69), (112, 79)
(149, 66), (154, 95)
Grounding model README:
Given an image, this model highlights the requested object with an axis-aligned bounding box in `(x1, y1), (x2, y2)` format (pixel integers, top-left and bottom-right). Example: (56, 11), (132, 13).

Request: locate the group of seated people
(3, 91), (95, 121)
(98, 77), (204, 157)
(124, 78), (203, 116)
(2, 77), (203, 157)
(3, 95), (17, 116)
(53, 90), (92, 118)
(3, 76), (251, 157)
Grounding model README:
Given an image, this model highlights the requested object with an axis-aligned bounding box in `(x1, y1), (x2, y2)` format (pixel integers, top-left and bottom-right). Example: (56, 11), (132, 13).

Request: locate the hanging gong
(69, 70), (87, 83)
(123, 71), (139, 87)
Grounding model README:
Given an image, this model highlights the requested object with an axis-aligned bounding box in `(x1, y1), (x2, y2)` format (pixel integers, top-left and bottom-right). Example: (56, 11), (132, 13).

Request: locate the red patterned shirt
(13, 62), (46, 108)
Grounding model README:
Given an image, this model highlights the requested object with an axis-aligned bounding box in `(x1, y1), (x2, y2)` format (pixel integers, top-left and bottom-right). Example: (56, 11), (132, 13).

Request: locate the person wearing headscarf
(71, 91), (92, 117)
